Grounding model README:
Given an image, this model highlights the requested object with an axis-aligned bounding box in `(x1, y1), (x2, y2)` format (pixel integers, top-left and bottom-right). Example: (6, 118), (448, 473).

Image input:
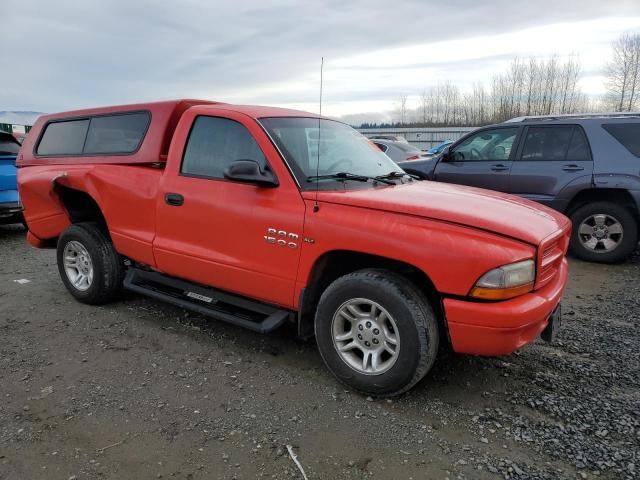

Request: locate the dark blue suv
(398, 114), (640, 263)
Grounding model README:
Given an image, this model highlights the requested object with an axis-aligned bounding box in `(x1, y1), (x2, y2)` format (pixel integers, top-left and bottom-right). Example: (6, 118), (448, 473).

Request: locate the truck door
(433, 126), (520, 192)
(153, 109), (306, 308)
(508, 125), (594, 211)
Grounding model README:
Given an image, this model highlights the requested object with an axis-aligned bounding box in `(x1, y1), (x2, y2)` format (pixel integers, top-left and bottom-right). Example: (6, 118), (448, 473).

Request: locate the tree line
(605, 32), (640, 112)
(363, 32), (640, 128)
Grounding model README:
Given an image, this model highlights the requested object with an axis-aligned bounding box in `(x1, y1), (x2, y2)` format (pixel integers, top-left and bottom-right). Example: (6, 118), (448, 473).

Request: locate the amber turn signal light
(470, 282), (534, 300)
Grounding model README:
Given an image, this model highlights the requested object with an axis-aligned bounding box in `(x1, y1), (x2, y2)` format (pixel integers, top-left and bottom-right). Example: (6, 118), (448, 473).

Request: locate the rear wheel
(56, 222), (124, 304)
(314, 269), (439, 397)
(569, 201), (638, 263)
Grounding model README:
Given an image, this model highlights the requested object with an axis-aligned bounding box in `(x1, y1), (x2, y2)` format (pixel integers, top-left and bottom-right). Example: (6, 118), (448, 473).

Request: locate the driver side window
(451, 128), (518, 161)
(181, 116), (266, 179)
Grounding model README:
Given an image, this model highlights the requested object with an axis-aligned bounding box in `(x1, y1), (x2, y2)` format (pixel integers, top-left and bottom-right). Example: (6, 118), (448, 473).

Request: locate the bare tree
(488, 54), (583, 121)
(436, 81), (460, 125)
(394, 94), (409, 125)
(431, 86), (441, 124)
(605, 32), (640, 112)
(461, 82), (487, 126)
(419, 89), (429, 124)
(541, 55), (559, 115)
(388, 54), (593, 128)
(558, 55), (581, 114)
(524, 58), (538, 115)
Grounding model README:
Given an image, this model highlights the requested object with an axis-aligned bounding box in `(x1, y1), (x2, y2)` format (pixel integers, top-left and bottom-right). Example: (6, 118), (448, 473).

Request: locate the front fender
(296, 200), (535, 301)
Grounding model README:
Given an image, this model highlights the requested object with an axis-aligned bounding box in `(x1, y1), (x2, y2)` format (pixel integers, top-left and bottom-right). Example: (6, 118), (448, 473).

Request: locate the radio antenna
(313, 57), (324, 213)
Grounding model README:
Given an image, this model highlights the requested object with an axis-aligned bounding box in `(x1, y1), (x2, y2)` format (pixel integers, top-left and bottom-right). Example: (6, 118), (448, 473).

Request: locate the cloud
(3, 0), (640, 119)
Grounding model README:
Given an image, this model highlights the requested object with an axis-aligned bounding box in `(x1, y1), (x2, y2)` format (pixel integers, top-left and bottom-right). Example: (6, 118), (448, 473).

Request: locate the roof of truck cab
(196, 103), (322, 119)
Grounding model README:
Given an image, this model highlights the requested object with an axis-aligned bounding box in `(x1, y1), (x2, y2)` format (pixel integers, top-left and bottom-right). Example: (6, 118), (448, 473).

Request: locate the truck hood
(306, 181), (570, 245)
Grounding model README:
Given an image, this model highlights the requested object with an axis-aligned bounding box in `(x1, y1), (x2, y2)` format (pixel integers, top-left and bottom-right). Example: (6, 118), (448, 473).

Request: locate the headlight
(470, 259), (535, 300)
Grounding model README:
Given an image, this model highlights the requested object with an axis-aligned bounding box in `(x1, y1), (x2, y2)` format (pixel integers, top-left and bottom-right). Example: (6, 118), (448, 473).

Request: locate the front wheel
(569, 202), (638, 263)
(314, 269), (439, 397)
(56, 222), (124, 304)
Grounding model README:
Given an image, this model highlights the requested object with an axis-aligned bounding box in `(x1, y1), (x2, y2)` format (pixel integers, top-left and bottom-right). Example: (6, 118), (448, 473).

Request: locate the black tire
(56, 222), (124, 304)
(569, 202), (638, 264)
(314, 269), (439, 397)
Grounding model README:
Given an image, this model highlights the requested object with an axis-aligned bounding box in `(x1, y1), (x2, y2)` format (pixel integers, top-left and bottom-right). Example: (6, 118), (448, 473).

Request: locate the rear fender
(18, 167), (70, 240)
(18, 166), (107, 242)
(20, 164), (160, 263)
(593, 173), (640, 192)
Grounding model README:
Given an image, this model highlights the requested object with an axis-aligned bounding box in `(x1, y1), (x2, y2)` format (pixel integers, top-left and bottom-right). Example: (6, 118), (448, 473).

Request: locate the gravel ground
(0, 224), (638, 480)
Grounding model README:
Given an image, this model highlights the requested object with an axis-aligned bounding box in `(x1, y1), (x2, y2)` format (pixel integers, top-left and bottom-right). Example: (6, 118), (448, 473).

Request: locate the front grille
(542, 243), (557, 259)
(535, 226), (570, 289)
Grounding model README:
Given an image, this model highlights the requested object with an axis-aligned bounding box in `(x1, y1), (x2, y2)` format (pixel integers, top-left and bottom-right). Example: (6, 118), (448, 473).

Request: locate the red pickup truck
(17, 100), (570, 396)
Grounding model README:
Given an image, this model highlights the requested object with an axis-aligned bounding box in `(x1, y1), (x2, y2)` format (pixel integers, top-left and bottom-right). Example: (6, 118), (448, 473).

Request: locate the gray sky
(4, 0), (640, 122)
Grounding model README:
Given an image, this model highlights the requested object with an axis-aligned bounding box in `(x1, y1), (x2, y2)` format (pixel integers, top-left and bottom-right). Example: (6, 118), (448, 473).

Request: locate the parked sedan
(372, 139), (425, 163)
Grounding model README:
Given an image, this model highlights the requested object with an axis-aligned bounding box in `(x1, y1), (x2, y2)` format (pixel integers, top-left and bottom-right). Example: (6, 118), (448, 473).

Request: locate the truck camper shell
(18, 99), (218, 167)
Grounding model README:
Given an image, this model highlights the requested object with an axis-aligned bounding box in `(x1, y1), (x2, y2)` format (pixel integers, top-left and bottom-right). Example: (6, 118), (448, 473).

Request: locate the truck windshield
(260, 117), (401, 188)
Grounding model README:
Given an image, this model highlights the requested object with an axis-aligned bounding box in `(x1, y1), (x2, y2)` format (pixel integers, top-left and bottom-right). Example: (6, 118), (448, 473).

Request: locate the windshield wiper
(307, 172), (395, 185)
(374, 171), (422, 181)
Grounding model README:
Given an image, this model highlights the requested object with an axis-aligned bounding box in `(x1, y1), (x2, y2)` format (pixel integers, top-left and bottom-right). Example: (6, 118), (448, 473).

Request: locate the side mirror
(224, 160), (279, 187)
(441, 146), (451, 161)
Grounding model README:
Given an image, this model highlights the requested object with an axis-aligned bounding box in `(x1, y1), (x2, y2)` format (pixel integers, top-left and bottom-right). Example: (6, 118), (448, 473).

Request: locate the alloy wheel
(331, 298), (400, 375)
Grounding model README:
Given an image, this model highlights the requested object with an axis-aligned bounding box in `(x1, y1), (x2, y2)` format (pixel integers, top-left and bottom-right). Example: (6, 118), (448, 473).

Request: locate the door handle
(562, 164), (584, 172)
(164, 193), (184, 206)
(490, 164), (509, 171)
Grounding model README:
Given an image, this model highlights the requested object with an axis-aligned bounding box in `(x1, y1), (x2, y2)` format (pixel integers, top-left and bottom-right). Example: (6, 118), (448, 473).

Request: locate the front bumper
(444, 258), (568, 356)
